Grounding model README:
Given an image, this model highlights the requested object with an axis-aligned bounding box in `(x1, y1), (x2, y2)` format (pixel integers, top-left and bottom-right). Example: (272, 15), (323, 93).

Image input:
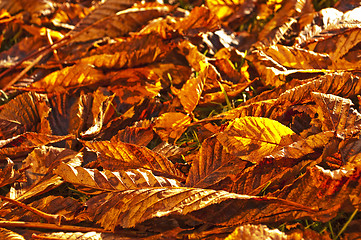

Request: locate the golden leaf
(81, 139), (185, 180)
(217, 117), (296, 162)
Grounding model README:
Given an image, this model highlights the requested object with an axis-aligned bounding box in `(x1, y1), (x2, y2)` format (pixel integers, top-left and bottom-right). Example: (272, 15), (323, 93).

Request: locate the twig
(0, 195), (65, 225)
(0, 220), (110, 233)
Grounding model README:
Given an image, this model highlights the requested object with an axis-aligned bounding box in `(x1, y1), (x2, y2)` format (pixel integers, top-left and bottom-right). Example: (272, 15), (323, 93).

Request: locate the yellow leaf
(217, 117), (295, 162)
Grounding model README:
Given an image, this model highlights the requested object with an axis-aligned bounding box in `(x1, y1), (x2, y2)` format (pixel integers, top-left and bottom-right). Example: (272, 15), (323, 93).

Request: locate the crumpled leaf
(81, 139), (185, 180)
(80, 89), (116, 138)
(311, 92), (361, 132)
(269, 163), (361, 221)
(177, 61), (208, 114)
(0, 92), (51, 139)
(153, 112), (192, 143)
(55, 163), (182, 194)
(0, 158), (22, 188)
(217, 117), (296, 162)
(257, 0), (314, 46)
(0, 132), (74, 159)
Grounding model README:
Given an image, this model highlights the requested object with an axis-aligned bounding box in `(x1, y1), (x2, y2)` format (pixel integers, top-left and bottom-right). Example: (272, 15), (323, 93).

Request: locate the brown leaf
(23, 146), (81, 188)
(0, 228), (25, 240)
(177, 61), (208, 114)
(257, 0), (314, 46)
(81, 139), (185, 181)
(111, 126), (154, 146)
(153, 112), (192, 143)
(55, 163), (182, 194)
(311, 92), (361, 132)
(0, 158), (22, 188)
(80, 34), (174, 69)
(0, 132), (74, 159)
(186, 136), (248, 189)
(71, 3), (173, 42)
(277, 72), (361, 104)
(2, 195), (81, 223)
(77, 187), (316, 231)
(0, 92), (51, 139)
(80, 89), (116, 138)
(269, 164), (361, 221)
(29, 63), (106, 93)
(206, 0), (257, 28)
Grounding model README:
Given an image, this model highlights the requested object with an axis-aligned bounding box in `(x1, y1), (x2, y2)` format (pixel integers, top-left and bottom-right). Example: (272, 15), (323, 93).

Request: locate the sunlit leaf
(153, 112), (192, 143)
(111, 126), (154, 146)
(77, 187), (316, 231)
(225, 224), (288, 240)
(80, 89), (116, 138)
(269, 164), (361, 221)
(0, 0), (54, 15)
(257, 0), (314, 46)
(29, 63), (106, 93)
(80, 34), (174, 69)
(0, 133), (74, 159)
(217, 117), (296, 162)
(0, 228), (25, 240)
(71, 3), (173, 42)
(81, 139), (185, 180)
(23, 146), (81, 188)
(55, 163), (182, 194)
(278, 72), (361, 104)
(2, 195), (81, 223)
(177, 61), (208, 114)
(206, 0), (256, 28)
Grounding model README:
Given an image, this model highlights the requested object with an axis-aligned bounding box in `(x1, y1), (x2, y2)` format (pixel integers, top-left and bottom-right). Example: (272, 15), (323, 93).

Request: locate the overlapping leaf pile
(0, 0), (361, 239)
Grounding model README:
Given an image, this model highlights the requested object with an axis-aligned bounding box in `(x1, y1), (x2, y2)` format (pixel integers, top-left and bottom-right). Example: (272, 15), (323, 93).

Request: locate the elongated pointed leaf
(80, 34), (174, 69)
(29, 63), (106, 93)
(55, 163), (182, 194)
(71, 4), (173, 42)
(69, 0), (136, 42)
(278, 72), (361, 104)
(81, 139), (185, 180)
(77, 187), (317, 231)
(217, 117), (296, 162)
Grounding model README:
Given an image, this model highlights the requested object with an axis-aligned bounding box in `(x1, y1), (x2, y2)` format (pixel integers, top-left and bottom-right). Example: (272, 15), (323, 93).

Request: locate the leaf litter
(0, 0), (361, 239)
